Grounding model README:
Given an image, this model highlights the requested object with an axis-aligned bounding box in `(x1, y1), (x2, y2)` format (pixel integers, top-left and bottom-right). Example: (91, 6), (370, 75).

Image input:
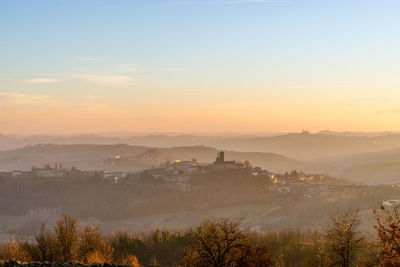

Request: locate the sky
(1, 0), (400, 134)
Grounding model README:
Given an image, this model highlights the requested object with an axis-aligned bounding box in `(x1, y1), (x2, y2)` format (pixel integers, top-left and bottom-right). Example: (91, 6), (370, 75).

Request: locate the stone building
(212, 151), (241, 170)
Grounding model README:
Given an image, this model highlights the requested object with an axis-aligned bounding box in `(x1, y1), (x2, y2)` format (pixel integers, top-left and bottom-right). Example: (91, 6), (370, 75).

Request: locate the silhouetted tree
(244, 160), (252, 170)
(77, 225), (114, 264)
(54, 214), (78, 262)
(0, 236), (31, 262)
(374, 205), (400, 266)
(181, 218), (273, 267)
(326, 210), (363, 267)
(35, 224), (58, 262)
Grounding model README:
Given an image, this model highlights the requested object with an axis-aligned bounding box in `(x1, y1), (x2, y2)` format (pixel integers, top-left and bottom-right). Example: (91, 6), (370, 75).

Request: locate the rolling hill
(325, 148), (400, 184)
(0, 144), (148, 171)
(0, 144), (318, 174)
(340, 162), (400, 185)
(3, 132), (400, 160)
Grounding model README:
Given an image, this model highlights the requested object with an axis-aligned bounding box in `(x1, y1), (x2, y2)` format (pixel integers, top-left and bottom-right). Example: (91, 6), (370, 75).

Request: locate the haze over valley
(2, 130), (400, 184)
(3, 0), (400, 265)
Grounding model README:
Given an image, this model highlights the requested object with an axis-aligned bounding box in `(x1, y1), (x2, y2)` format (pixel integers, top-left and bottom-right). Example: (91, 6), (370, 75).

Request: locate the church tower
(219, 151), (224, 162)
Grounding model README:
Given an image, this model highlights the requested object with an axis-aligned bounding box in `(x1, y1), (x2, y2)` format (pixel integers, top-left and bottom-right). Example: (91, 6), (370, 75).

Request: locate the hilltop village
(0, 151), (343, 199)
(0, 151), (398, 236)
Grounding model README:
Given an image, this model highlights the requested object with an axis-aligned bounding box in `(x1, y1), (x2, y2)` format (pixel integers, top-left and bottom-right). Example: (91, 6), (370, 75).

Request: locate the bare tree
(77, 225), (113, 264)
(0, 236), (31, 262)
(54, 214), (78, 262)
(35, 224), (58, 262)
(326, 210), (363, 267)
(181, 218), (273, 267)
(244, 160), (252, 170)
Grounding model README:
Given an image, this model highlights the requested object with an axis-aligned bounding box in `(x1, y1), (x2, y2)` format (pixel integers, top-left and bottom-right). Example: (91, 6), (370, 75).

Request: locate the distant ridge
(0, 144), (317, 174)
(3, 132), (400, 161)
(317, 130), (397, 137)
(321, 147), (400, 184)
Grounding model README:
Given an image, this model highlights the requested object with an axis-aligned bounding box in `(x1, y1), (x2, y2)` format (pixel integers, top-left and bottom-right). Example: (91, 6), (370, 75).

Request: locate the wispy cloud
(152, 68), (178, 72)
(22, 78), (60, 84)
(374, 109), (400, 115)
(80, 57), (101, 62)
(287, 84), (367, 90)
(77, 74), (133, 86)
(116, 64), (137, 73)
(0, 92), (55, 106)
(81, 103), (112, 113)
(83, 95), (102, 100)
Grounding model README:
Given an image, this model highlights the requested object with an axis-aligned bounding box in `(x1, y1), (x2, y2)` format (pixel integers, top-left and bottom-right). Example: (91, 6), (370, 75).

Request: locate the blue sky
(1, 0), (400, 133)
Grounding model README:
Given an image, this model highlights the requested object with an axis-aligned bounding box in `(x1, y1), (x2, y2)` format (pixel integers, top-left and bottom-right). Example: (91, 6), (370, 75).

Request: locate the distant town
(0, 150), (345, 198)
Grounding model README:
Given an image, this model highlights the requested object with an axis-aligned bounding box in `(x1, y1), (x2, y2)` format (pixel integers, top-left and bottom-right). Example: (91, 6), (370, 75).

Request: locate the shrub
(34, 224), (58, 262)
(54, 214), (78, 262)
(0, 237), (32, 262)
(77, 225), (114, 264)
(181, 218), (273, 267)
(117, 254), (141, 267)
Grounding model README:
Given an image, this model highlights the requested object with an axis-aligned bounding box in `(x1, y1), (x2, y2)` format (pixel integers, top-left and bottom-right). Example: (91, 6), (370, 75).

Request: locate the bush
(34, 224), (58, 262)
(0, 215), (134, 265)
(181, 218), (273, 267)
(117, 254), (141, 267)
(54, 214), (79, 262)
(77, 225), (113, 264)
(0, 237), (32, 262)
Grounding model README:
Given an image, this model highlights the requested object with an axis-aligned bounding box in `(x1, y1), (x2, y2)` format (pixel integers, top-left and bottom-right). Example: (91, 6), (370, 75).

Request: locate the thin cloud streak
(0, 92), (55, 106)
(77, 74), (133, 85)
(80, 57), (102, 62)
(22, 78), (60, 84)
(374, 109), (400, 115)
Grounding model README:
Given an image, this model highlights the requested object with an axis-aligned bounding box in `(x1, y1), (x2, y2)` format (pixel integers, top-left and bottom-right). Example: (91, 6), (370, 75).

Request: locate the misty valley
(2, 132), (400, 265)
(2, 0), (400, 264)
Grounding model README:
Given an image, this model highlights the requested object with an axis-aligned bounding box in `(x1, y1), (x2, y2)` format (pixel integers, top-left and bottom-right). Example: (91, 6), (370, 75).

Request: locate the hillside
(221, 133), (400, 160)
(101, 133), (400, 160)
(0, 144), (316, 173)
(321, 147), (400, 184)
(0, 144), (149, 171)
(158, 146), (318, 173)
(3, 132), (400, 160)
(4, 133), (400, 181)
(327, 147), (400, 167)
(0, 134), (133, 152)
(340, 162), (400, 185)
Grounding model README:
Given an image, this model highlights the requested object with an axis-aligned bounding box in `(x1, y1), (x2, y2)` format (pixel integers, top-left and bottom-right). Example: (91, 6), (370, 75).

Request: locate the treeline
(2, 206), (400, 266)
(0, 174), (395, 233)
(0, 177), (190, 220)
(0, 215), (272, 266)
(0, 215), (142, 266)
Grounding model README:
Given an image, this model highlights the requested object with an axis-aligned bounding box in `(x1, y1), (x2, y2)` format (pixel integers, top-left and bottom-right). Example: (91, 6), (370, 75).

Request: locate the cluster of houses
(0, 163), (125, 181)
(125, 151), (331, 198)
(127, 151), (250, 182)
(0, 151), (336, 197)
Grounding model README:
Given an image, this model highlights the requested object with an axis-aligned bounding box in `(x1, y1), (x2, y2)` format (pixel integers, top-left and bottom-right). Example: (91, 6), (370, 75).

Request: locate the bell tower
(219, 151), (224, 162)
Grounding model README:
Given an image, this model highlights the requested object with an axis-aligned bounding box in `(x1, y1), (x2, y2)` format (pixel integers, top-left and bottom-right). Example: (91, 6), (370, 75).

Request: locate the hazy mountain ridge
(340, 161), (400, 185)
(320, 147), (400, 184)
(0, 144), (149, 171)
(0, 144), (316, 174)
(317, 130), (397, 137)
(3, 132), (400, 160)
(0, 134), (134, 152)
(114, 133), (400, 160)
(3, 132), (400, 183)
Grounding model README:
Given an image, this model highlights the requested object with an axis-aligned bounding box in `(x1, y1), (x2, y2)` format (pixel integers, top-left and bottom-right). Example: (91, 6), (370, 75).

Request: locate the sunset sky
(1, 0), (400, 134)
